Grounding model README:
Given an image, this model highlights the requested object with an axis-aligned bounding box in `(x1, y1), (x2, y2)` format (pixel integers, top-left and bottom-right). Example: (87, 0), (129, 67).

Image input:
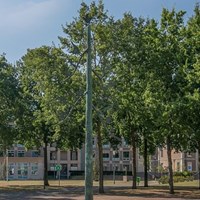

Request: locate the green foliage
(0, 54), (19, 147)
(17, 46), (85, 149)
(0, 2), (200, 193)
(158, 171), (194, 184)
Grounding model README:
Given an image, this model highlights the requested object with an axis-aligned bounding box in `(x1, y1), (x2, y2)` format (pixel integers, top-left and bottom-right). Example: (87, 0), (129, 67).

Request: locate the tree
(0, 55), (19, 149)
(17, 46), (85, 187)
(110, 13), (150, 189)
(144, 8), (189, 194)
(181, 3), (200, 188)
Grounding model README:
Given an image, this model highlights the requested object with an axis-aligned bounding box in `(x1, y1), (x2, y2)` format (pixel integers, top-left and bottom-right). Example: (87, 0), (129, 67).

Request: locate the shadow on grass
(103, 185), (200, 199)
(0, 184), (200, 199)
(0, 185), (85, 200)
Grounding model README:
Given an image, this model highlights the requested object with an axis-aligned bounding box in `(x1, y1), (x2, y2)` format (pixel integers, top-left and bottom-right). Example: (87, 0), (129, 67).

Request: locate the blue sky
(0, 0), (199, 64)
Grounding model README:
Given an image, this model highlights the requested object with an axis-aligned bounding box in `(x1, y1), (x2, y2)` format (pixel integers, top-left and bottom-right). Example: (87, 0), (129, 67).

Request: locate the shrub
(158, 175), (169, 184)
(158, 171), (194, 184)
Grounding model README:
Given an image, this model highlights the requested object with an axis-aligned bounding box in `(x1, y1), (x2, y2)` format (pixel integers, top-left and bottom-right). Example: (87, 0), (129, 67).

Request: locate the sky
(0, 0), (199, 64)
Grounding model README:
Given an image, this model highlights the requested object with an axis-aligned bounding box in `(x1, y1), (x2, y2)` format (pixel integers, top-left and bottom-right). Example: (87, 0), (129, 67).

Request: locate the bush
(158, 175), (169, 184)
(158, 171), (194, 184)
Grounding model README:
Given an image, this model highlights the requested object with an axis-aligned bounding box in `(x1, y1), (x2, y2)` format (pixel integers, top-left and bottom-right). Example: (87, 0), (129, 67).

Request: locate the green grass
(0, 180), (200, 199)
(0, 179), (199, 188)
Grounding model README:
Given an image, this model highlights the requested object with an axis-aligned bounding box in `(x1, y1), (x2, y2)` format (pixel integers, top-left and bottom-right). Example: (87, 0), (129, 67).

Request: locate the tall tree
(182, 3), (200, 187)
(17, 46), (84, 187)
(0, 55), (19, 149)
(144, 8), (189, 194)
(110, 13), (149, 189)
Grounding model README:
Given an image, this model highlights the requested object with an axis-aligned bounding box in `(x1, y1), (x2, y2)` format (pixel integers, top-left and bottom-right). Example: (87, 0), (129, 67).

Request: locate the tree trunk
(198, 145), (200, 189)
(97, 119), (104, 193)
(144, 137), (148, 187)
(43, 134), (49, 189)
(166, 136), (174, 194)
(131, 132), (137, 189)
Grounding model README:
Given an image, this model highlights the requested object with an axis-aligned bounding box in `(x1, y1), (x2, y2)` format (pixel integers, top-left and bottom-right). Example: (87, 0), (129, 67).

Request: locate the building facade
(0, 144), (43, 180)
(0, 139), (145, 180)
(150, 148), (198, 173)
(1, 143), (199, 180)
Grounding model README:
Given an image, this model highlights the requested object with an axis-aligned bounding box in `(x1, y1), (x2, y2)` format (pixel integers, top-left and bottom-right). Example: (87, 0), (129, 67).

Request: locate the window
(187, 162), (192, 171)
(113, 152), (119, 158)
(31, 163), (38, 175)
(18, 163), (28, 179)
(32, 151), (39, 157)
(103, 142), (110, 148)
(103, 153), (109, 158)
(123, 140), (129, 147)
(70, 151), (78, 161)
(8, 163), (15, 176)
(123, 152), (129, 160)
(18, 150), (25, 157)
(103, 153), (110, 160)
(113, 152), (119, 160)
(177, 162), (180, 171)
(8, 150), (14, 157)
(50, 152), (57, 160)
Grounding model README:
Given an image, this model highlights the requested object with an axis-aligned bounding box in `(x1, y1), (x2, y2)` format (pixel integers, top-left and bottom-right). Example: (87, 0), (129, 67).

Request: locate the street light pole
(85, 21), (93, 200)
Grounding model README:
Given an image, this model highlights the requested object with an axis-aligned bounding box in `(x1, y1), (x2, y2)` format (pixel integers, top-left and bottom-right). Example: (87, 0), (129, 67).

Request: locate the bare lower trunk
(131, 132), (137, 189)
(97, 120), (104, 193)
(166, 136), (174, 194)
(198, 145), (200, 189)
(43, 135), (49, 189)
(144, 138), (148, 187)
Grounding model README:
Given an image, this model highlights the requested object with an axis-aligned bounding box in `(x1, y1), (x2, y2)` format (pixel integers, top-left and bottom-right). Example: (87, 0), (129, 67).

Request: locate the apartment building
(91, 138), (144, 173)
(48, 145), (82, 179)
(150, 148), (198, 172)
(0, 139), (144, 180)
(0, 144), (43, 180)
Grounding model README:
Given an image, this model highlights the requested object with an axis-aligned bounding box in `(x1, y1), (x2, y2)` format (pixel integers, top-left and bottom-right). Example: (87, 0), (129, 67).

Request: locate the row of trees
(0, 0), (199, 194)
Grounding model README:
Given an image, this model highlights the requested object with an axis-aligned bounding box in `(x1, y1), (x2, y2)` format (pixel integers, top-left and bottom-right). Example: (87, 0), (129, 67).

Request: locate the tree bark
(166, 136), (174, 194)
(144, 137), (148, 187)
(43, 133), (49, 189)
(97, 119), (104, 193)
(131, 131), (137, 189)
(198, 144), (200, 189)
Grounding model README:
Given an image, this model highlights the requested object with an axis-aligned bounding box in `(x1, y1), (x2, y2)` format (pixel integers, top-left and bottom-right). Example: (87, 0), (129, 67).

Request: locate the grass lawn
(0, 179), (200, 199)
(0, 179), (199, 187)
